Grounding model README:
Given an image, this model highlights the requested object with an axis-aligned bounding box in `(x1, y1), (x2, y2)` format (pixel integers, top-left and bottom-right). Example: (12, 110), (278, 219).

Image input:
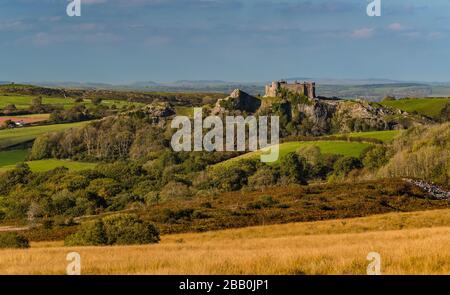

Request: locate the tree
(30, 96), (44, 113)
(102, 214), (160, 245)
(31, 96), (43, 108)
(91, 97), (102, 105)
(3, 104), (17, 114)
(0, 232), (29, 249)
(333, 156), (363, 177)
(362, 146), (389, 171)
(65, 214), (160, 246)
(248, 165), (279, 188)
(64, 220), (107, 246)
(87, 178), (122, 200)
(280, 153), (308, 184)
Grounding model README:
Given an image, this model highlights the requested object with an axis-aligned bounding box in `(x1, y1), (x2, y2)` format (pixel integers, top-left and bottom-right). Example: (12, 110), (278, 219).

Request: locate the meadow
(217, 140), (372, 167)
(1, 209), (448, 274)
(346, 130), (402, 142)
(380, 97), (450, 119)
(0, 158), (97, 173)
(0, 94), (143, 110)
(0, 149), (28, 167)
(0, 121), (89, 149)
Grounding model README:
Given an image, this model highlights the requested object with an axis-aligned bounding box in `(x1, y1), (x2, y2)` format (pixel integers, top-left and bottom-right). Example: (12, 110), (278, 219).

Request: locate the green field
(0, 121), (89, 149)
(217, 141), (372, 167)
(175, 106), (195, 117)
(0, 149), (29, 167)
(380, 98), (450, 119)
(0, 95), (143, 110)
(0, 158), (97, 173)
(346, 130), (402, 142)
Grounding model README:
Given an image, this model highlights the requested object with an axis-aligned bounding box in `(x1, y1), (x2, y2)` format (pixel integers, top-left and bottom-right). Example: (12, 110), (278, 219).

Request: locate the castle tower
(306, 82), (316, 99)
(264, 80), (316, 98)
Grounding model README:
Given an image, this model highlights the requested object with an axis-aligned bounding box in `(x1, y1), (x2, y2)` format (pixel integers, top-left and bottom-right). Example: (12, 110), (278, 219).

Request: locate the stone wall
(265, 80), (316, 99)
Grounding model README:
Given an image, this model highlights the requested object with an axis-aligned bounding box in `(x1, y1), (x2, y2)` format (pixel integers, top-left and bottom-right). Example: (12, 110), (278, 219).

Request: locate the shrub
(333, 156), (363, 177)
(159, 181), (192, 201)
(42, 218), (54, 230)
(208, 166), (250, 192)
(200, 202), (213, 209)
(280, 153), (308, 184)
(65, 214), (160, 246)
(161, 208), (194, 222)
(259, 195), (278, 207)
(0, 232), (30, 249)
(102, 214), (160, 245)
(91, 97), (102, 105)
(87, 178), (122, 200)
(248, 166), (279, 188)
(64, 220), (107, 246)
(246, 195), (279, 210)
(362, 145), (389, 171)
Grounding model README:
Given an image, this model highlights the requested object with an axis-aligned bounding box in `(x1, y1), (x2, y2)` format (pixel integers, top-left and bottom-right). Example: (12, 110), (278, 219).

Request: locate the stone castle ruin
(265, 80), (316, 99)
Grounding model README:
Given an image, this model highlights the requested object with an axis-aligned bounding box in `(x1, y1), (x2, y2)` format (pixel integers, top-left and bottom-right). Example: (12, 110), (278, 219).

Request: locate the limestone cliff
(212, 88), (425, 135)
(212, 89), (261, 115)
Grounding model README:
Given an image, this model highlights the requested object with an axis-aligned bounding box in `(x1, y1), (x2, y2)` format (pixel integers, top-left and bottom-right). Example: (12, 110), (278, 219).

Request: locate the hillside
(216, 141), (372, 167)
(0, 84), (226, 107)
(0, 121), (90, 150)
(380, 97), (450, 120)
(377, 122), (450, 186)
(20, 178), (449, 241)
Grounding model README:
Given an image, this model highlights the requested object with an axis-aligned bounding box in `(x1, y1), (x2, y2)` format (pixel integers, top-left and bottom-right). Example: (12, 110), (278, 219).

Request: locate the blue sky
(1, 0), (450, 84)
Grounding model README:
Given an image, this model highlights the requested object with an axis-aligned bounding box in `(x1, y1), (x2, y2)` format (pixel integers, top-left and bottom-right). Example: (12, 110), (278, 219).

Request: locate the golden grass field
(0, 209), (449, 275)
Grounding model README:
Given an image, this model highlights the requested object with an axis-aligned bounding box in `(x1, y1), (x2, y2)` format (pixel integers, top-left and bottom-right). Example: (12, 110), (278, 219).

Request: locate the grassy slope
(174, 106), (195, 117)
(0, 159), (97, 173)
(380, 98), (450, 119)
(347, 130), (402, 142)
(0, 95), (143, 110)
(0, 149), (28, 167)
(2, 209), (449, 274)
(0, 121), (89, 149)
(218, 141), (372, 167)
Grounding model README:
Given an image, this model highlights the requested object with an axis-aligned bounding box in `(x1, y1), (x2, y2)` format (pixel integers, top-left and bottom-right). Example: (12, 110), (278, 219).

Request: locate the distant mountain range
(3, 79), (450, 101)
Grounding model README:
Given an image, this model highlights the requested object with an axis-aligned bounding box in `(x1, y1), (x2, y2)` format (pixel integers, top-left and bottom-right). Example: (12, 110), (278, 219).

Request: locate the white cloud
(388, 23), (404, 31)
(0, 20), (27, 31)
(83, 0), (108, 4)
(351, 28), (374, 39)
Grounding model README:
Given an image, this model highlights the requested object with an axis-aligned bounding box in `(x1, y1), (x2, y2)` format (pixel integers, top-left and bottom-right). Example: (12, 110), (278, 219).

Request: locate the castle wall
(265, 81), (316, 99)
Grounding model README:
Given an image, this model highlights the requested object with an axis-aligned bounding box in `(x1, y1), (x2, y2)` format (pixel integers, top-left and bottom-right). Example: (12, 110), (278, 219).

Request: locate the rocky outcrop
(212, 89), (261, 114)
(296, 99), (337, 134)
(257, 89), (426, 135)
(141, 102), (175, 118)
(404, 178), (450, 200)
(329, 99), (421, 133)
(120, 102), (175, 127)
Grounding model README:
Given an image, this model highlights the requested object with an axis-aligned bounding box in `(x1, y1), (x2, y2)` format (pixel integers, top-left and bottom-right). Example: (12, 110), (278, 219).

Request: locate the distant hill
(4, 78), (450, 100)
(284, 77), (404, 85)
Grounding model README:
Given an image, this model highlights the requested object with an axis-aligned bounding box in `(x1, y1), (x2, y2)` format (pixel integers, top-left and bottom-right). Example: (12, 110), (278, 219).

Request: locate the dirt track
(0, 226), (29, 232)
